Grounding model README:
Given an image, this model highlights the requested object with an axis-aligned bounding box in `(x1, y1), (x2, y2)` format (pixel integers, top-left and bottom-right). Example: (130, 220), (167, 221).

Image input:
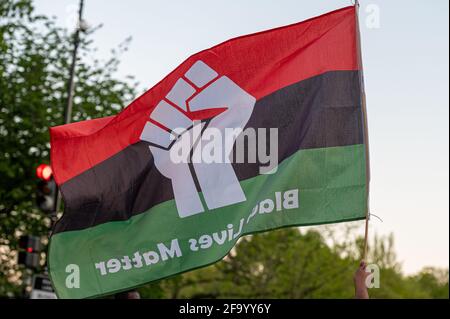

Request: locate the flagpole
(354, 0), (371, 262)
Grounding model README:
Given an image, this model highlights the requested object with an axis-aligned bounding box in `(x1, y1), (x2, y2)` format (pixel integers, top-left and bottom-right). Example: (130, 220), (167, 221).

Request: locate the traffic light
(35, 164), (56, 213)
(18, 235), (42, 269)
(36, 164), (53, 181)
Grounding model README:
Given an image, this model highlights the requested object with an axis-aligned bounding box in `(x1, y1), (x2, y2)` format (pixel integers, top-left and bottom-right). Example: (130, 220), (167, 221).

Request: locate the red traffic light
(36, 164), (52, 181)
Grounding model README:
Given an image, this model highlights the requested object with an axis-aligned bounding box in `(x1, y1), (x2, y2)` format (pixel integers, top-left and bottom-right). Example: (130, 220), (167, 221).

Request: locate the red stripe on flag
(51, 5), (358, 185)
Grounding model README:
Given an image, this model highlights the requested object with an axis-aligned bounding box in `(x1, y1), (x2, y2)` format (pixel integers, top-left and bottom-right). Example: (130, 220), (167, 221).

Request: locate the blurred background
(0, 0), (448, 298)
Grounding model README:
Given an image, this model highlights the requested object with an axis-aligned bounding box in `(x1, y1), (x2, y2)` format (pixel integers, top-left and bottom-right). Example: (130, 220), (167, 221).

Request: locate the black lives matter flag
(49, 6), (369, 298)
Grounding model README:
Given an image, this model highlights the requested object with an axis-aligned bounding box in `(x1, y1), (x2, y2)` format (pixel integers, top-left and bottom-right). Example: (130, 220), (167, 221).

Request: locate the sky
(33, 0), (449, 274)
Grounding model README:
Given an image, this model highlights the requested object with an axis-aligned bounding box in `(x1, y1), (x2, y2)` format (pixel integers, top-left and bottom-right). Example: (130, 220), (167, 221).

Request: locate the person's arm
(353, 261), (370, 299)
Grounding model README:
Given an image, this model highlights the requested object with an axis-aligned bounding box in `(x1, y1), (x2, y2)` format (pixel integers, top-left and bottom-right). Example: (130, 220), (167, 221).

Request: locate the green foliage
(407, 268), (449, 299)
(0, 0), (137, 296)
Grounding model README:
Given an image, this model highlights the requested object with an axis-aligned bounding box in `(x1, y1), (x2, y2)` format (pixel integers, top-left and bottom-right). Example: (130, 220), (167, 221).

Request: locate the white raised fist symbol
(140, 61), (256, 218)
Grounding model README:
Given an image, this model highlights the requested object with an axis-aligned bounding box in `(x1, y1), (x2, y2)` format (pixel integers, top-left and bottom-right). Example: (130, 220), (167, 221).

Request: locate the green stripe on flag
(49, 144), (367, 298)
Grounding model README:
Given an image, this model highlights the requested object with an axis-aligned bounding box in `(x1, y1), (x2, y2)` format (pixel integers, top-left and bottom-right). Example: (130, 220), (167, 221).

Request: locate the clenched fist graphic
(140, 61), (256, 218)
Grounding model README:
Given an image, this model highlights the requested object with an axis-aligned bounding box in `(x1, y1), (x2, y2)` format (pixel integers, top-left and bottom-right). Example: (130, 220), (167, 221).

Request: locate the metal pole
(52, 0), (85, 226)
(64, 0), (84, 124)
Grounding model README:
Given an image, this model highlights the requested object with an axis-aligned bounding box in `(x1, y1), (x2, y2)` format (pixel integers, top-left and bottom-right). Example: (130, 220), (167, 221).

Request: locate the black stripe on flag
(55, 70), (363, 233)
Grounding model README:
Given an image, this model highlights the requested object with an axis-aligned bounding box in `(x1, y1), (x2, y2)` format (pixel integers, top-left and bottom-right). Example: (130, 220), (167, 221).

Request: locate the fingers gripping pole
(363, 212), (369, 262)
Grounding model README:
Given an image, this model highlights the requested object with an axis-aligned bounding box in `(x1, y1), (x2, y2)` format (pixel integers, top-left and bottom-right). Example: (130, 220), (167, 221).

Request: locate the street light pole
(53, 0), (85, 225)
(64, 0), (84, 124)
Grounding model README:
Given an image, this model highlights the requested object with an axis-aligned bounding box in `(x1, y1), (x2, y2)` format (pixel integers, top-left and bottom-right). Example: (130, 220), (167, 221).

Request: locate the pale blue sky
(34, 0), (449, 274)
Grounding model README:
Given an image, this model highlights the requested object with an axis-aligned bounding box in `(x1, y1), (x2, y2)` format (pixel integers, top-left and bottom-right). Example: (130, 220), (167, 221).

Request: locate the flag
(49, 5), (369, 298)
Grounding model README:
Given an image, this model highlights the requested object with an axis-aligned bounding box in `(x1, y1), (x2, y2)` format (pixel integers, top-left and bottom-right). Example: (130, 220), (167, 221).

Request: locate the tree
(0, 0), (137, 297)
(412, 267), (449, 299)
